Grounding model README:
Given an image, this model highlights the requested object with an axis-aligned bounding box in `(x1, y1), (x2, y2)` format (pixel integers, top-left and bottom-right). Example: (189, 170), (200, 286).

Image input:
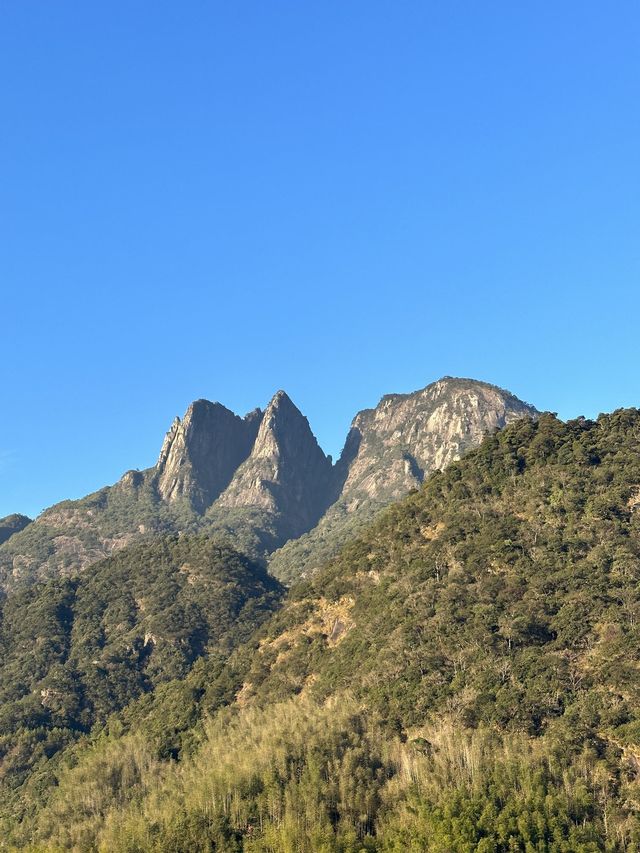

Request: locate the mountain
(269, 377), (537, 581)
(0, 378), (537, 588)
(213, 391), (333, 540)
(0, 514), (31, 546)
(0, 401), (267, 588)
(155, 400), (262, 512)
(0, 536), (283, 801)
(10, 407), (640, 851)
(339, 376), (535, 502)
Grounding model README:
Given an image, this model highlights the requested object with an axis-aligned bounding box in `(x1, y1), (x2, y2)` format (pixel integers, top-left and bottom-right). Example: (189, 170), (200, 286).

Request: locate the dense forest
(3, 410), (640, 850)
(0, 537), (283, 832)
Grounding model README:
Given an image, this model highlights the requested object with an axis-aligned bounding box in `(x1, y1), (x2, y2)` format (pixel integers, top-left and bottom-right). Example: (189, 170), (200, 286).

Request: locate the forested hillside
(0, 537), (283, 833)
(4, 409), (640, 850)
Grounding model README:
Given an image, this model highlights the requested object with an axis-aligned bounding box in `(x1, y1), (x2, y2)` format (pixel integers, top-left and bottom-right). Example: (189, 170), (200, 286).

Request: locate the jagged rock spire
(154, 399), (262, 512)
(214, 390), (333, 538)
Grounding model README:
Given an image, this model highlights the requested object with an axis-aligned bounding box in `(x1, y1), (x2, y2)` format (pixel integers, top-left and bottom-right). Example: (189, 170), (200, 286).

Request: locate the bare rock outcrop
(333, 377), (537, 509)
(214, 391), (333, 539)
(154, 400), (262, 512)
(268, 378), (537, 581)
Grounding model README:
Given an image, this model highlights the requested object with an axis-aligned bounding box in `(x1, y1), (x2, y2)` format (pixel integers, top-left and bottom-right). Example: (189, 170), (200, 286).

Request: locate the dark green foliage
(268, 497), (389, 585)
(245, 411), (640, 742)
(0, 475), (198, 587)
(0, 536), (283, 798)
(5, 409), (640, 850)
(0, 477), (309, 591)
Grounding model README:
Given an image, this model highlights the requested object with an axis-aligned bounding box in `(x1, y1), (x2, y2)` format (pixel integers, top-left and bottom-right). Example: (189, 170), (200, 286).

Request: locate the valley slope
(7, 407), (640, 850)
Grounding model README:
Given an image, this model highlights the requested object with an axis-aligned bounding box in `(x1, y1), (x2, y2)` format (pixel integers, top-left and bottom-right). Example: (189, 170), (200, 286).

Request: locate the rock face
(0, 514), (32, 546)
(268, 378), (538, 582)
(0, 377), (538, 587)
(335, 377), (537, 508)
(155, 400), (262, 512)
(215, 391), (333, 539)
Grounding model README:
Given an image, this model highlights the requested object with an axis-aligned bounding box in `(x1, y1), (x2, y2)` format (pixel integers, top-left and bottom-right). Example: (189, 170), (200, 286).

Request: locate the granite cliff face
(214, 391), (333, 540)
(155, 400), (262, 512)
(268, 378), (538, 581)
(335, 377), (536, 507)
(0, 378), (537, 587)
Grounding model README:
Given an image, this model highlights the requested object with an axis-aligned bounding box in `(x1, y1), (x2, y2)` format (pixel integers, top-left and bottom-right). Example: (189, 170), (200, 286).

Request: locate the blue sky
(1, 2), (639, 518)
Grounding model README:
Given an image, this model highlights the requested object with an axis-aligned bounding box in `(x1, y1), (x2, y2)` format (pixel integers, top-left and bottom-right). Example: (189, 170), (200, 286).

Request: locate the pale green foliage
(28, 697), (640, 851)
(6, 410), (640, 850)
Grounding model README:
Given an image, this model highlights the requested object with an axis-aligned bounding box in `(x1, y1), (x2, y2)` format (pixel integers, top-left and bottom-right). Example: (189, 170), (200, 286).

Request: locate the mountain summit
(337, 377), (535, 504)
(0, 378), (538, 586)
(0, 514), (32, 546)
(155, 400), (262, 512)
(215, 391), (333, 540)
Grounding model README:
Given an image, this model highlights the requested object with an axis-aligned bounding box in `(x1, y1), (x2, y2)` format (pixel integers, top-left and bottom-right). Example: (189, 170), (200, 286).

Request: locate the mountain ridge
(214, 390), (334, 540)
(0, 377), (538, 587)
(0, 514), (32, 546)
(7, 405), (640, 850)
(268, 377), (537, 581)
(155, 399), (263, 512)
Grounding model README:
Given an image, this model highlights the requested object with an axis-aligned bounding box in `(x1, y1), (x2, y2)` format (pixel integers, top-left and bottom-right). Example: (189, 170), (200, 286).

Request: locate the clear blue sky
(1, 2), (639, 519)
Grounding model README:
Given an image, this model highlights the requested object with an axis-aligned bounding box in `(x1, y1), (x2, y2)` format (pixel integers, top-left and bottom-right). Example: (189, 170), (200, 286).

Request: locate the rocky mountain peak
(0, 377), (538, 587)
(270, 389), (291, 406)
(251, 391), (311, 457)
(154, 399), (262, 512)
(268, 378), (539, 581)
(336, 377), (537, 506)
(214, 391), (333, 538)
